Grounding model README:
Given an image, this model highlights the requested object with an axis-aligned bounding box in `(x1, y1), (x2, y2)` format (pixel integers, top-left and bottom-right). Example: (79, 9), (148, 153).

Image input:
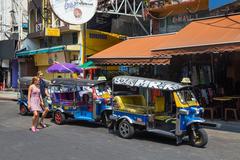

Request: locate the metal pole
(211, 54), (215, 83)
(150, 19), (152, 35)
(79, 23), (86, 65)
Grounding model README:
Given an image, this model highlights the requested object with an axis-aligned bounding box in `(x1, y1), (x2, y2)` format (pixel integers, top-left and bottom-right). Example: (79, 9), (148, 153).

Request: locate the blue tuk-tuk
(49, 78), (112, 126)
(110, 76), (210, 147)
(18, 76), (52, 115)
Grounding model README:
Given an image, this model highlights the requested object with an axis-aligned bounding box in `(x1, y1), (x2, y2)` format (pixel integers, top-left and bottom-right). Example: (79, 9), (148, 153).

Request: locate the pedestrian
(28, 76), (43, 132)
(37, 71), (50, 128)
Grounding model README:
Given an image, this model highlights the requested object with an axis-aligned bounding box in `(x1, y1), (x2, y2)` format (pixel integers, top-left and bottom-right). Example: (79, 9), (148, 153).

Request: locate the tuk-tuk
(110, 76), (209, 147)
(18, 77), (52, 115)
(49, 78), (112, 126)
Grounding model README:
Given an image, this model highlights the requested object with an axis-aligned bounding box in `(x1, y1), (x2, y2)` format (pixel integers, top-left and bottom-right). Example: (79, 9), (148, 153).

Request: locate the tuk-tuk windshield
(176, 90), (197, 104)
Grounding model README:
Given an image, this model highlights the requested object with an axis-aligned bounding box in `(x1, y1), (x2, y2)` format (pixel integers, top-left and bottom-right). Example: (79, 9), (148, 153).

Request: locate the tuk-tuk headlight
(179, 109), (189, 115)
(191, 107), (201, 115)
(195, 109), (200, 115)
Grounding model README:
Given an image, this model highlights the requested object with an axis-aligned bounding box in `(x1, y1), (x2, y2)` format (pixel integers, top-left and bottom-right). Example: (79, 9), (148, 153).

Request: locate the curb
(0, 97), (18, 101)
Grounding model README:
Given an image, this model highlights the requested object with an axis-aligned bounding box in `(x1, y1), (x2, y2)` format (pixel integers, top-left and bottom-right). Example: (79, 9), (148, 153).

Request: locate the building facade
(0, 0), (28, 89)
(17, 0), (125, 80)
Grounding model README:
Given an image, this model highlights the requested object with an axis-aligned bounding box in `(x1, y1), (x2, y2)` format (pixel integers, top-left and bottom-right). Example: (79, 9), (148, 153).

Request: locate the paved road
(0, 100), (240, 160)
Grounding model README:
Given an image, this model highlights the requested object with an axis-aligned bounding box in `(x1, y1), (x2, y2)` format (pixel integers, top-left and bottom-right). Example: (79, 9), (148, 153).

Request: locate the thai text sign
(50, 0), (98, 25)
(45, 28), (60, 37)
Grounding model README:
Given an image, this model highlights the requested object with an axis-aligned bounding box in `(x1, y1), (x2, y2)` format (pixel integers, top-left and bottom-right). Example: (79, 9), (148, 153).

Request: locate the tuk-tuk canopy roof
(51, 78), (106, 87)
(112, 76), (187, 91)
(19, 77), (50, 89)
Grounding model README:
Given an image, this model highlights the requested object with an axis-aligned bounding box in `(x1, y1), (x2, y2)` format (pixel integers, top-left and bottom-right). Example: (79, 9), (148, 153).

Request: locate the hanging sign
(45, 28), (60, 37)
(49, 0), (98, 25)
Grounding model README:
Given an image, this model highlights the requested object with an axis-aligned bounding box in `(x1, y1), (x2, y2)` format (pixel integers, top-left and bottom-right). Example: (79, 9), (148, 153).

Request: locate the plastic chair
(224, 99), (239, 121)
(203, 97), (217, 120)
(224, 108), (238, 121)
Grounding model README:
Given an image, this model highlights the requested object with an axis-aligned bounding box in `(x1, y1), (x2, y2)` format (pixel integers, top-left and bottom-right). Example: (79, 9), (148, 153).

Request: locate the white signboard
(1, 59), (10, 68)
(113, 77), (184, 91)
(50, 0), (98, 25)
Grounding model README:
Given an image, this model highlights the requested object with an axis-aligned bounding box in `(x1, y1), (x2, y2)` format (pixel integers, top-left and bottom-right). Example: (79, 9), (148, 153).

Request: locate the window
(72, 32), (78, 44)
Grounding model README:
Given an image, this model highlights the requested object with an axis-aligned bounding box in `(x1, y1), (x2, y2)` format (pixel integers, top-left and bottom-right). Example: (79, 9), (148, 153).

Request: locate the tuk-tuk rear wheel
(118, 120), (134, 139)
(189, 128), (208, 148)
(54, 111), (65, 125)
(19, 105), (28, 116)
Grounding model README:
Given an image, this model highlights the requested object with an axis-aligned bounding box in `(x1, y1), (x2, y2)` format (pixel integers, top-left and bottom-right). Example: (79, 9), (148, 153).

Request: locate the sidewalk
(0, 90), (18, 101)
(205, 119), (240, 133)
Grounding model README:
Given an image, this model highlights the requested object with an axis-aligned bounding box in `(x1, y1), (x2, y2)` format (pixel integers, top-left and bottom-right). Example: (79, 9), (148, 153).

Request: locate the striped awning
(16, 46), (65, 57)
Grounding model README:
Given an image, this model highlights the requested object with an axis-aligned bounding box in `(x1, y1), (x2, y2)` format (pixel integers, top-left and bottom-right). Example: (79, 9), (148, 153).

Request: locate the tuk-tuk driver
(37, 71), (50, 128)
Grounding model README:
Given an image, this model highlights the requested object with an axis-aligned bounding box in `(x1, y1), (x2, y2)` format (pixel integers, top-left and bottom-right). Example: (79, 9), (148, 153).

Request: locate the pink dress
(30, 85), (43, 112)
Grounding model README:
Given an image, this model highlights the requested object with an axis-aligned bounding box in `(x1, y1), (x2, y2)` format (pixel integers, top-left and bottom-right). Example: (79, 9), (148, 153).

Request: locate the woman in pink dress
(28, 77), (43, 132)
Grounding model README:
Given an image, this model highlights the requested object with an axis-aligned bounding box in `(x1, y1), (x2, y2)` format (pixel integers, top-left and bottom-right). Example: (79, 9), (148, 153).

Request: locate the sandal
(40, 122), (47, 128)
(31, 127), (37, 132)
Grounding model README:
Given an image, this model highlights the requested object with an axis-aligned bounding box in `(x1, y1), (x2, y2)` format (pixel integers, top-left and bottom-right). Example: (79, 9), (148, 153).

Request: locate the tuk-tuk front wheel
(118, 120), (134, 139)
(54, 111), (65, 125)
(189, 128), (208, 147)
(19, 104), (28, 116)
(101, 111), (111, 128)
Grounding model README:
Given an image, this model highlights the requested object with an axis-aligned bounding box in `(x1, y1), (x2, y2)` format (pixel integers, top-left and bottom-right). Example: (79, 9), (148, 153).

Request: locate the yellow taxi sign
(45, 28), (60, 37)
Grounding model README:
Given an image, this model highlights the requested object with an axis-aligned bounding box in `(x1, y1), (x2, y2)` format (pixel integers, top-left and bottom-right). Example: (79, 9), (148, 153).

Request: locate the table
(225, 95), (240, 99)
(225, 96), (240, 109)
(213, 97), (233, 120)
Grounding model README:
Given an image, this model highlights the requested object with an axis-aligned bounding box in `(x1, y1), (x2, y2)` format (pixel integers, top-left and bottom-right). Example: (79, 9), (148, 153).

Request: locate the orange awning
(152, 14), (240, 56)
(90, 14), (240, 66)
(89, 33), (175, 65)
(149, 0), (208, 16)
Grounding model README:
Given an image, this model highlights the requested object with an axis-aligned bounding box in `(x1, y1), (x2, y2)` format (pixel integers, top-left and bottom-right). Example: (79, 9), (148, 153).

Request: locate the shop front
(0, 39), (16, 89)
(90, 14), (240, 120)
(151, 14), (240, 120)
(16, 45), (79, 80)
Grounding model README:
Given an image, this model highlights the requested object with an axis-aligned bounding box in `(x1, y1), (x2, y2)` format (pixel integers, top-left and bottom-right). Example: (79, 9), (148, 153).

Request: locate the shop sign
(172, 14), (192, 24)
(89, 33), (107, 40)
(49, 0), (98, 25)
(1, 59), (9, 68)
(119, 66), (128, 72)
(45, 28), (60, 37)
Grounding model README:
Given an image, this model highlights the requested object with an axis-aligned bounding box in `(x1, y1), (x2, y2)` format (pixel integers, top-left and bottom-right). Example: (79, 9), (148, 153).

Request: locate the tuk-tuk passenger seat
(154, 96), (165, 113)
(154, 96), (172, 122)
(52, 93), (60, 101)
(114, 95), (149, 114)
